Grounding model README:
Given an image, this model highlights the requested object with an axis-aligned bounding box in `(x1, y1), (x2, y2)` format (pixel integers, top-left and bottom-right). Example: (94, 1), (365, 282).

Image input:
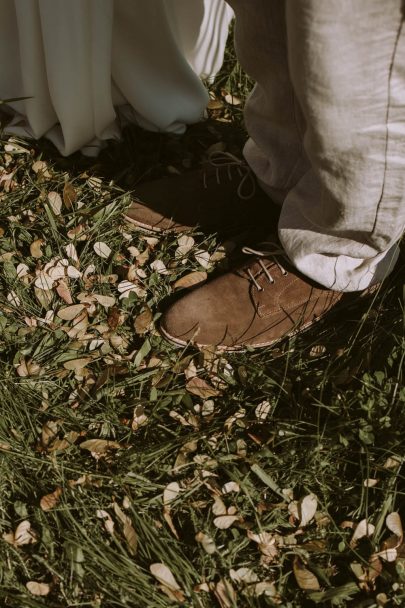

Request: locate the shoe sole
(124, 213), (180, 234)
(159, 316), (318, 353)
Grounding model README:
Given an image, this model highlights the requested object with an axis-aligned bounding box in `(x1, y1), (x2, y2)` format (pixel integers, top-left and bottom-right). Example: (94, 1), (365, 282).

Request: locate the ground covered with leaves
(1, 47), (405, 608)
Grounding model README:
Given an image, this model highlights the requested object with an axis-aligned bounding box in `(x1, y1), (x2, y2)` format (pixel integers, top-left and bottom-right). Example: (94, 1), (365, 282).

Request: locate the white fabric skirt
(0, 0), (233, 155)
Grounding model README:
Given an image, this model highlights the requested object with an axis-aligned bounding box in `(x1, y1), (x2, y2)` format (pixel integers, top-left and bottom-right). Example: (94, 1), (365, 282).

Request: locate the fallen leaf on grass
(16, 263), (29, 278)
(213, 515), (239, 529)
(41, 421), (58, 448)
(163, 482), (181, 539)
(186, 377), (220, 398)
(3, 520), (37, 546)
(150, 563), (185, 603)
(40, 487), (63, 512)
(195, 531), (216, 554)
(56, 279), (73, 304)
(93, 294), (116, 308)
(175, 235), (195, 257)
(350, 519), (375, 548)
(47, 192), (62, 215)
(26, 582), (50, 597)
(247, 531), (279, 562)
(386, 512), (403, 542)
(80, 439), (121, 454)
(34, 271), (55, 291)
(131, 405), (148, 431)
(229, 567), (259, 585)
(63, 358), (92, 371)
(32, 160), (52, 179)
(214, 579), (237, 608)
(63, 182), (77, 208)
(293, 557), (320, 591)
(30, 239), (44, 258)
(255, 400), (271, 421)
(113, 503), (138, 554)
(94, 241), (112, 259)
(134, 307), (153, 335)
(117, 280), (146, 299)
(174, 271), (207, 290)
(96, 509), (115, 535)
(300, 493), (318, 527)
(65, 243), (79, 263)
(57, 304), (85, 321)
(194, 249), (211, 269)
(16, 358), (42, 377)
(150, 259), (170, 275)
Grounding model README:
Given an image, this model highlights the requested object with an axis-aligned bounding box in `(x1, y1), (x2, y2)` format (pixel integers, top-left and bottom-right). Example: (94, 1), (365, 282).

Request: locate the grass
(0, 28), (404, 608)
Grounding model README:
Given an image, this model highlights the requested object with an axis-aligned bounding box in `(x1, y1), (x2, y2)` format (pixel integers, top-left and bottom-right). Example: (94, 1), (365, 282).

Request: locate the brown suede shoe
(124, 152), (279, 237)
(160, 244), (363, 351)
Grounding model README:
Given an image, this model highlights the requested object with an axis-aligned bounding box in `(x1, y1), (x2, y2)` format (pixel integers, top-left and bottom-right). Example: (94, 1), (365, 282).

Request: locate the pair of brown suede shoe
(124, 153), (358, 351)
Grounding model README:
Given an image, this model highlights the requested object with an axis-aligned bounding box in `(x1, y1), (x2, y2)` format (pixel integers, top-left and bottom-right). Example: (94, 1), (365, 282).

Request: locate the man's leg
(159, 0), (405, 349)
(227, 0), (309, 204)
(233, 0), (405, 292)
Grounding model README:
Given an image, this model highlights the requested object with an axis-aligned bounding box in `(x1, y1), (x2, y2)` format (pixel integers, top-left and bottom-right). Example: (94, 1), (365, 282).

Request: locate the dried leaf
(80, 439), (121, 454)
(34, 272), (54, 291)
(300, 494), (318, 527)
(150, 259), (170, 275)
(255, 400), (271, 421)
(222, 482), (240, 495)
(134, 307), (153, 335)
(65, 243), (79, 262)
(186, 377), (220, 398)
(364, 478), (378, 487)
(163, 482), (181, 506)
(174, 271), (207, 291)
(57, 304), (85, 321)
(3, 520), (37, 546)
(293, 557), (320, 591)
(26, 582), (50, 597)
(32, 160), (51, 179)
(212, 497), (227, 516)
(63, 182), (77, 208)
(386, 512), (403, 541)
(224, 93), (242, 106)
(41, 421), (58, 448)
(93, 294), (116, 308)
(30, 238), (45, 258)
(229, 567), (259, 584)
(47, 192), (62, 215)
(214, 579), (236, 608)
(63, 358), (92, 371)
(195, 531), (216, 554)
(150, 563), (183, 592)
(113, 503), (138, 554)
(56, 279), (73, 304)
(94, 241), (112, 259)
(16, 263), (30, 278)
(175, 235), (195, 257)
(96, 509), (115, 534)
(40, 487), (62, 512)
(350, 519), (375, 548)
(213, 515), (239, 529)
(194, 249), (211, 269)
(131, 405), (148, 431)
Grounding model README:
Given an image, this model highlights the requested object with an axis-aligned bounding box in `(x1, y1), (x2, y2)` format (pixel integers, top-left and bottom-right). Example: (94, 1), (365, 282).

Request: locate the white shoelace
(203, 151), (257, 200)
(242, 243), (288, 292)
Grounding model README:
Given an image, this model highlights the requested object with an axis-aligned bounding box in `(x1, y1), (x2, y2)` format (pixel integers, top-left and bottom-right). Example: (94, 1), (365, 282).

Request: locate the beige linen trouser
(227, 0), (405, 292)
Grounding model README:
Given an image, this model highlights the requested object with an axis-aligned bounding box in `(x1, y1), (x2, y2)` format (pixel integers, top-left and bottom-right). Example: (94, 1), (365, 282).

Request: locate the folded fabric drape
(0, 0), (233, 155)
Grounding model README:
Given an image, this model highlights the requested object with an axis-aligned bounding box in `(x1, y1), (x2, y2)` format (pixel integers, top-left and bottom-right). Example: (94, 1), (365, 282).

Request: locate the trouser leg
(228, 0), (405, 291)
(226, 0), (310, 204)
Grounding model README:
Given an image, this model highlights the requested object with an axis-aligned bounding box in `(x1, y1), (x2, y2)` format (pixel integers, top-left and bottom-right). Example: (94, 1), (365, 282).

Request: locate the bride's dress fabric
(0, 0), (233, 156)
